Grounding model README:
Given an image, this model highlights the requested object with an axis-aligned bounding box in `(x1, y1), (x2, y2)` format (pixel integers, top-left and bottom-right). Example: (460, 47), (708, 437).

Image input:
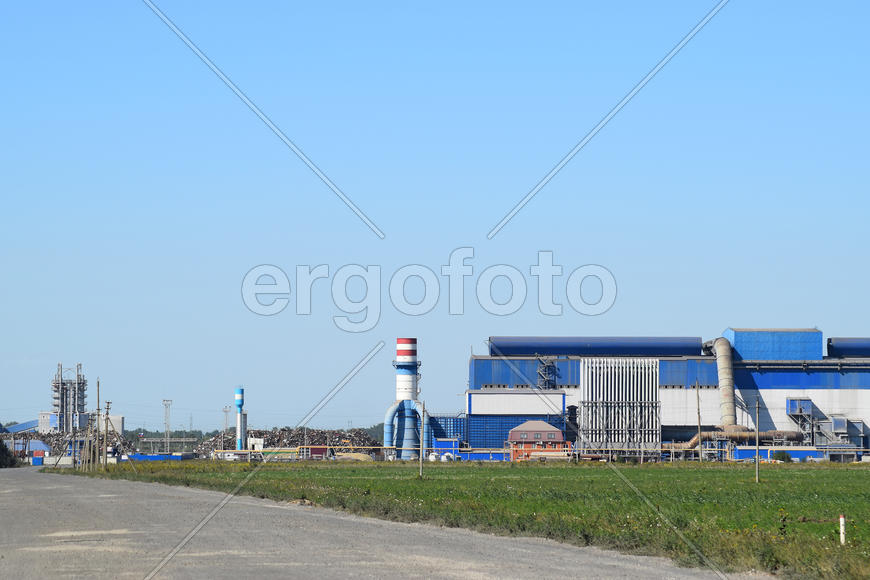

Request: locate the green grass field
(50, 461), (870, 578)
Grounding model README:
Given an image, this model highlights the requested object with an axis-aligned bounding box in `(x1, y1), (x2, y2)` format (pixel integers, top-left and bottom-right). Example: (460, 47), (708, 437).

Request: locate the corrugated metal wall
(469, 357), (539, 389)
(659, 358), (718, 387)
(734, 366), (870, 389)
(577, 358), (660, 453)
(467, 414), (565, 448)
(723, 329), (823, 361)
(429, 414), (466, 441)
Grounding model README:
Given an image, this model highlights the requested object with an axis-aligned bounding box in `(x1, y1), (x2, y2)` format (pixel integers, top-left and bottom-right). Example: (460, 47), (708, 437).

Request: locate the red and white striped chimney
(395, 338), (419, 400)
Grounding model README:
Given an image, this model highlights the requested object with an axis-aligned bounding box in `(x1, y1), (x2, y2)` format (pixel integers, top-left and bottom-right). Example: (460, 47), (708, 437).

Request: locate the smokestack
(385, 338), (427, 460)
(235, 387), (246, 451)
(395, 338), (419, 401)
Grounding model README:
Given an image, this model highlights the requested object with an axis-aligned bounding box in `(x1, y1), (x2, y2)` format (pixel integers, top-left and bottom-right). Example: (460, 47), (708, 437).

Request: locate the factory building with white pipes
(386, 330), (870, 462)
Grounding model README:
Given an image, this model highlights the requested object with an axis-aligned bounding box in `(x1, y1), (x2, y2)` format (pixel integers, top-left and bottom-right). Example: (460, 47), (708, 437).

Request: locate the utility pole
(222, 406), (231, 451)
(696, 381), (702, 462)
(163, 400), (172, 453)
(419, 401), (425, 478)
(96, 378), (100, 468)
(104, 401), (111, 468)
(755, 398), (760, 484)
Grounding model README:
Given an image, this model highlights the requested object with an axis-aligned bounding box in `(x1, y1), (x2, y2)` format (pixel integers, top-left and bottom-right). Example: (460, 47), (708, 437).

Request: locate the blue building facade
(429, 329), (870, 459)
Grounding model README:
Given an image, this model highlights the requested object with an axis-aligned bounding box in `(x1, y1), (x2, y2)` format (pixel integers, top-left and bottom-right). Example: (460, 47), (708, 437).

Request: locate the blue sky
(2, 1), (867, 431)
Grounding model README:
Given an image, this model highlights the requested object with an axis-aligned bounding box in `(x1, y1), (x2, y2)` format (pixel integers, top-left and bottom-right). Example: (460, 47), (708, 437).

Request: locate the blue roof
(488, 336), (702, 357)
(6, 420), (38, 433)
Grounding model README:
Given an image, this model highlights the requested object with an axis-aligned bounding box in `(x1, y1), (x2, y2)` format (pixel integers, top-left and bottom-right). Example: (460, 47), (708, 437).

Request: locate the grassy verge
(46, 461), (870, 578)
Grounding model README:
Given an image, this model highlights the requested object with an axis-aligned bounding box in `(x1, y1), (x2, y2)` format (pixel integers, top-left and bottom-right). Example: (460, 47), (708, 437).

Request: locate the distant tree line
(0, 440), (19, 468)
(124, 428), (222, 442)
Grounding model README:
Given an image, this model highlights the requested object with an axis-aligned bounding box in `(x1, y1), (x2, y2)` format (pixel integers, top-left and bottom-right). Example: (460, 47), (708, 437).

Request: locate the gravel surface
(0, 467), (762, 579)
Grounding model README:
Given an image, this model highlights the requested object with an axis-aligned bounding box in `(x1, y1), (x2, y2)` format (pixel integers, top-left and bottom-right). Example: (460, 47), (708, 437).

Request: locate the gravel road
(0, 467), (754, 579)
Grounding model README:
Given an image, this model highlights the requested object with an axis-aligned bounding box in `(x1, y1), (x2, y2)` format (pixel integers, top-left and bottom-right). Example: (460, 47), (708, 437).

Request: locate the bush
(0, 441), (18, 468)
(771, 450), (792, 463)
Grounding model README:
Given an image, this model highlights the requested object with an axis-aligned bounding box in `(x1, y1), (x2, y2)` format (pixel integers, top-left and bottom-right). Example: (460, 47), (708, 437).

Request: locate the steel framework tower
(51, 363), (87, 433)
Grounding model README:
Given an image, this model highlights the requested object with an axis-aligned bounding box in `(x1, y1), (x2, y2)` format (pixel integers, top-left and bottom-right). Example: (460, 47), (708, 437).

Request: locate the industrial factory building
(385, 330), (870, 462)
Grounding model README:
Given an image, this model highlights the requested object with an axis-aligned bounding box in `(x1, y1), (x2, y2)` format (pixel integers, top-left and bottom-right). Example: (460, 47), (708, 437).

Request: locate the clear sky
(2, 2), (867, 431)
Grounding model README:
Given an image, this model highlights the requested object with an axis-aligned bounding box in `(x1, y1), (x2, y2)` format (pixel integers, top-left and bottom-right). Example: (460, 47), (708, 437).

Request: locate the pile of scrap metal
(37, 430), (135, 456)
(194, 427), (380, 456)
(0, 430), (134, 457)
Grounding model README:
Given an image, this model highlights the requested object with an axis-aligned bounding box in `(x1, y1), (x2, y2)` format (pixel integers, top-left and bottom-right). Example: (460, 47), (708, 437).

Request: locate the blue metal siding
(467, 414), (565, 448)
(733, 367), (870, 389)
(723, 329), (823, 361)
(429, 415), (466, 441)
(434, 438), (459, 452)
(733, 447), (825, 461)
(659, 359), (718, 387)
(473, 353), (870, 395)
(469, 357), (541, 389)
(659, 360), (686, 386)
(473, 357), (660, 389)
(459, 451), (510, 461)
(488, 336), (701, 357)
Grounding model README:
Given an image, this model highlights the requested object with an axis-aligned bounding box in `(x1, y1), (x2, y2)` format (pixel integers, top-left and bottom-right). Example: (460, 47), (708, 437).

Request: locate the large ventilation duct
(383, 401), (400, 454)
(713, 337), (736, 427)
(663, 429), (802, 450)
(827, 337), (870, 358)
(383, 399), (429, 459)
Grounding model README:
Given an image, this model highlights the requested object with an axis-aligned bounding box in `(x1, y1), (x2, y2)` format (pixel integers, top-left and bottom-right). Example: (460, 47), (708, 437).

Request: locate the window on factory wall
(520, 433), (528, 439)
(534, 433), (541, 439)
(547, 433), (555, 440)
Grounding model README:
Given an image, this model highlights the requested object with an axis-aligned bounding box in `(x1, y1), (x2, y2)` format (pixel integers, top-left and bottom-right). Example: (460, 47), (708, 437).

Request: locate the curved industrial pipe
(383, 401), (400, 450)
(413, 400), (430, 450)
(714, 337), (736, 427)
(662, 429), (802, 450)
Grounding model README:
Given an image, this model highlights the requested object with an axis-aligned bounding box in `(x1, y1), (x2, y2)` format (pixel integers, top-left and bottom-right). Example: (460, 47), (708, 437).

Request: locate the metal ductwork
(662, 429), (802, 450)
(713, 337), (736, 427)
(383, 401), (400, 453)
